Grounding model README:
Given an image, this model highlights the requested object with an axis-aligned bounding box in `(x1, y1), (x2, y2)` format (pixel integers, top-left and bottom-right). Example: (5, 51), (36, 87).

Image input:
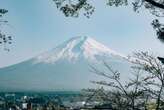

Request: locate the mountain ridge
(0, 36), (130, 91)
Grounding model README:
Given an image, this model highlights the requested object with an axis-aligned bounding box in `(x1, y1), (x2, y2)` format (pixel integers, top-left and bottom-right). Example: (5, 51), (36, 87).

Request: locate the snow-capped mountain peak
(34, 36), (125, 63)
(0, 36), (131, 91)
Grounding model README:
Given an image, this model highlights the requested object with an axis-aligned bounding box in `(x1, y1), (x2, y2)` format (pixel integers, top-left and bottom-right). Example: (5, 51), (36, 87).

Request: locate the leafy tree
(131, 52), (164, 110)
(90, 62), (148, 110)
(53, 0), (95, 18)
(90, 51), (164, 110)
(52, 0), (164, 17)
(52, 0), (164, 41)
(152, 19), (164, 42)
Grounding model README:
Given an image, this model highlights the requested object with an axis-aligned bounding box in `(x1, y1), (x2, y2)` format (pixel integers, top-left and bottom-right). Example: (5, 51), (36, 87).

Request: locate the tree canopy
(0, 9), (12, 51)
(53, 0), (164, 41)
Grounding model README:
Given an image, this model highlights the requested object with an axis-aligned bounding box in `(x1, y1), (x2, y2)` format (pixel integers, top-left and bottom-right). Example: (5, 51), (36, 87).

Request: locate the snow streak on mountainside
(34, 36), (126, 64)
(0, 36), (131, 91)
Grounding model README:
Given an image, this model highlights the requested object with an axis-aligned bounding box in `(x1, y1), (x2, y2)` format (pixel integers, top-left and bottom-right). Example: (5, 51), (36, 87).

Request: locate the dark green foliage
(0, 9), (8, 24)
(52, 0), (164, 43)
(152, 19), (164, 42)
(107, 0), (128, 7)
(0, 9), (8, 17)
(0, 9), (12, 51)
(53, 0), (94, 18)
(52, 0), (164, 17)
(0, 33), (12, 51)
(157, 57), (164, 64)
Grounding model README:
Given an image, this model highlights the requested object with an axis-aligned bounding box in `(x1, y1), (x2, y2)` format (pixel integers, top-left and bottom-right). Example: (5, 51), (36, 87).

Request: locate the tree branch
(144, 0), (164, 9)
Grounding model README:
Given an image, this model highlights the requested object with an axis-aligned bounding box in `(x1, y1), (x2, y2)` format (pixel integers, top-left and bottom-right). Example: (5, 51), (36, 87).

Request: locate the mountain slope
(34, 36), (125, 63)
(0, 36), (131, 91)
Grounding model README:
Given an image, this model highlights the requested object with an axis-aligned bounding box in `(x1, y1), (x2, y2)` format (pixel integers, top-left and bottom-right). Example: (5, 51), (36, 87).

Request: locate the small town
(0, 89), (113, 110)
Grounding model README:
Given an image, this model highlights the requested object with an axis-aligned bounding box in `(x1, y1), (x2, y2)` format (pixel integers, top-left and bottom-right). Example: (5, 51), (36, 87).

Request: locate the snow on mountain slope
(34, 36), (126, 64)
(0, 36), (131, 91)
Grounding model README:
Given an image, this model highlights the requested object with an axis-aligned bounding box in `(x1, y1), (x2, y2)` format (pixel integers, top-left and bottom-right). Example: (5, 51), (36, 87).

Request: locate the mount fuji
(0, 36), (131, 91)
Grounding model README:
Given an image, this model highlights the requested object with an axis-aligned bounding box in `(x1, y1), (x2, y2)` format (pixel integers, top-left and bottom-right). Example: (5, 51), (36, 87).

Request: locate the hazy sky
(0, 0), (164, 68)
